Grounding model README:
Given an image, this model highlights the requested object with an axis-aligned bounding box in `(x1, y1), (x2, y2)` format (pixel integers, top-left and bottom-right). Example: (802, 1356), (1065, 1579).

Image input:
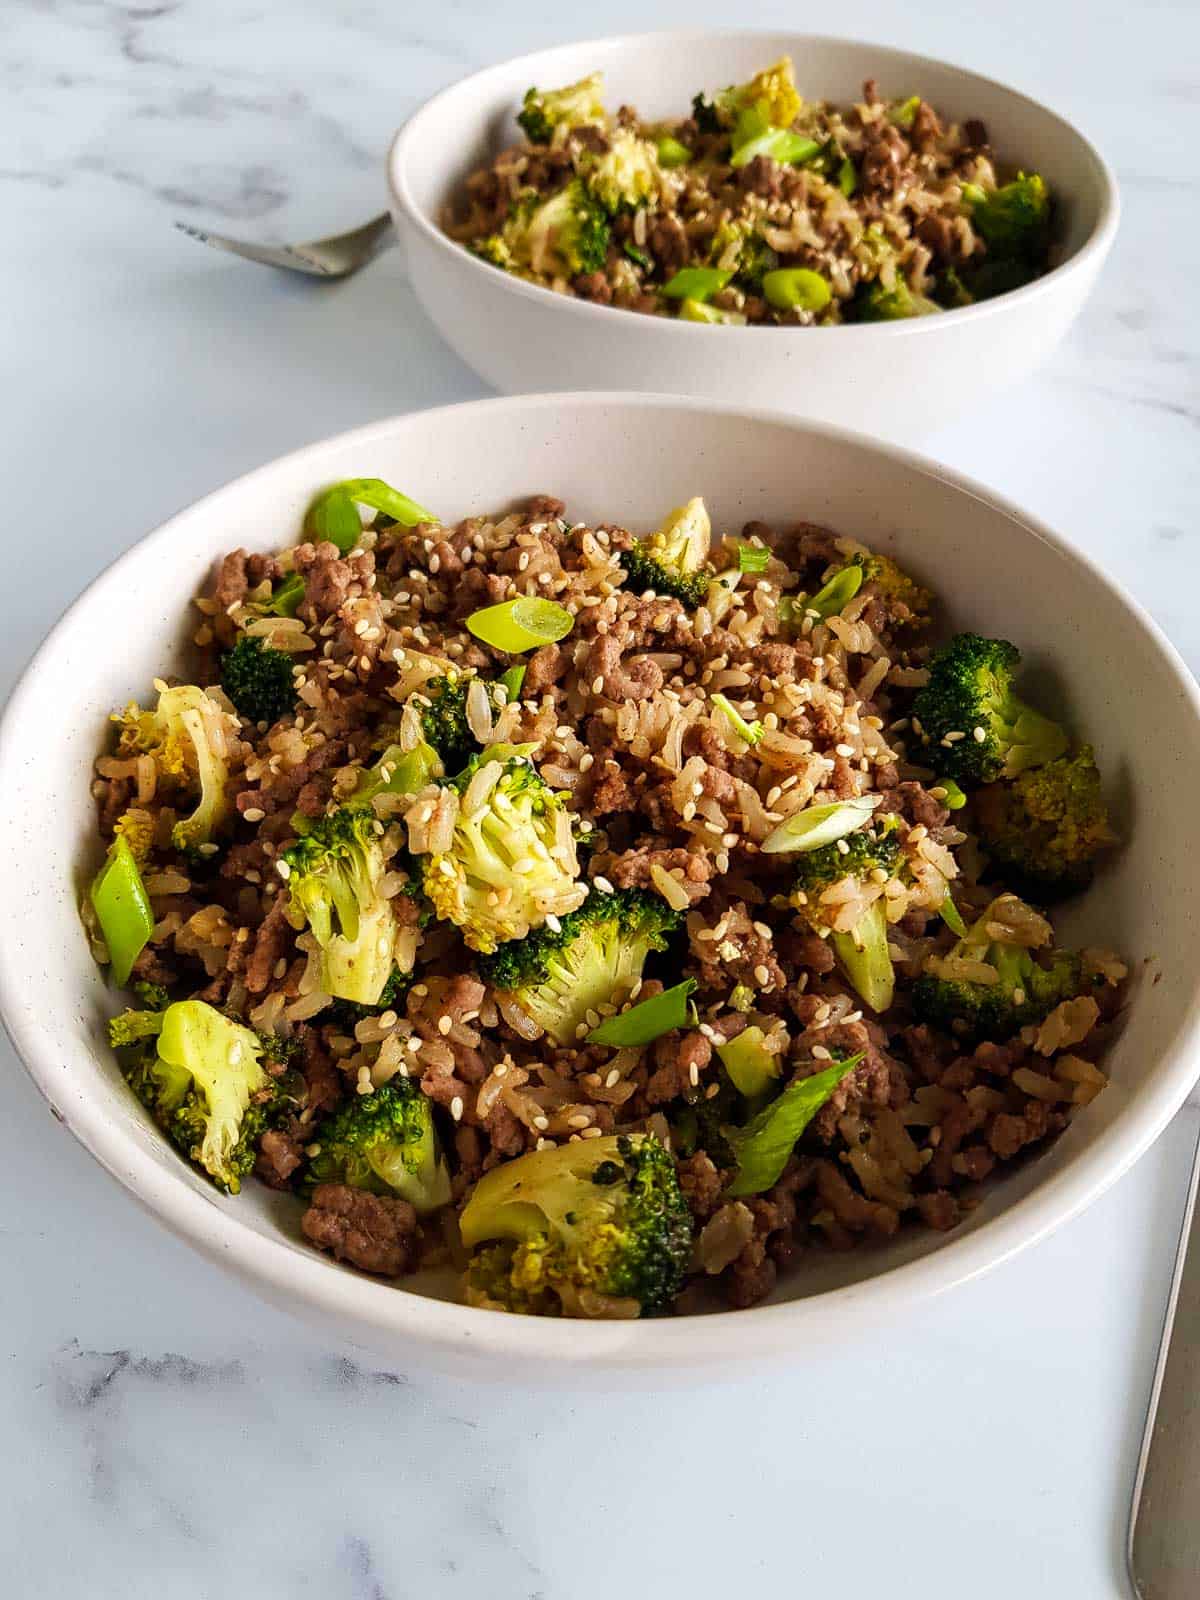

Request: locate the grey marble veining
(2, 1), (1199, 1595)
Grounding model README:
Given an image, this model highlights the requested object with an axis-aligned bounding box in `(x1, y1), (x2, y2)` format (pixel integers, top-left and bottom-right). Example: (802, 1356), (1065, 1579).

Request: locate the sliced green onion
(622, 241), (652, 270)
(838, 155), (858, 196)
(498, 664), (527, 702)
(806, 563), (863, 618)
(725, 1053), (864, 1196)
(656, 135), (692, 168)
(304, 488), (362, 554)
(662, 266), (732, 302)
(729, 983), (755, 1013)
(337, 478), (435, 527)
(355, 741), (443, 804)
(935, 777), (967, 811)
(466, 597), (573, 653)
(305, 478), (436, 554)
(710, 692), (763, 747)
(267, 572), (305, 618)
(677, 298), (746, 326)
(90, 836), (154, 987)
(717, 1025), (782, 1099)
(940, 891), (968, 938)
(587, 979), (696, 1048)
(731, 130), (821, 169)
(761, 795), (880, 855)
(890, 95), (922, 129)
(737, 543), (770, 573)
(762, 267), (832, 314)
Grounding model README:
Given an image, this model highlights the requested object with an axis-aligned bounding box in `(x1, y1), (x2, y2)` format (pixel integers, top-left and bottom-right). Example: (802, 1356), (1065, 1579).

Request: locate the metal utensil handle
(1128, 1111), (1200, 1597)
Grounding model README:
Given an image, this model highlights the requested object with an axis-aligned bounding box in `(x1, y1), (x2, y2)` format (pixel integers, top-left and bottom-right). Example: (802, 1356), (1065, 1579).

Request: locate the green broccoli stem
(830, 898), (895, 1013)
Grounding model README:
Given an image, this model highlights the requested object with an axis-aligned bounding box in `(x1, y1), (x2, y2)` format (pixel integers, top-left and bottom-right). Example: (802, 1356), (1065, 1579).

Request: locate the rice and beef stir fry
(444, 57), (1054, 326)
(87, 478), (1123, 1318)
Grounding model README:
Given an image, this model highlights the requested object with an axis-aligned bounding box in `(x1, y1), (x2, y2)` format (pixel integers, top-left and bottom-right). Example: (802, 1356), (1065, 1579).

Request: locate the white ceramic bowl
(1, 394), (1195, 1380)
(387, 32), (1119, 440)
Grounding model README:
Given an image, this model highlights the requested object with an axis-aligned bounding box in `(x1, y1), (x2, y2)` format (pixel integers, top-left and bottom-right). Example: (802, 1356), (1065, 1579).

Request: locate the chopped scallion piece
(730, 129), (821, 169)
(940, 891), (968, 938)
(737, 543), (770, 573)
(725, 1053), (864, 1195)
(656, 135), (692, 168)
(304, 478), (436, 554)
(806, 563), (863, 618)
(267, 572), (305, 618)
(498, 664), (527, 701)
(717, 1025), (782, 1100)
(761, 795), (880, 855)
(466, 597), (573, 653)
(762, 267), (832, 313)
(587, 979), (696, 1047)
(710, 692), (763, 747)
(90, 836), (154, 987)
(662, 266), (733, 302)
(936, 777), (967, 811)
(890, 95), (922, 129)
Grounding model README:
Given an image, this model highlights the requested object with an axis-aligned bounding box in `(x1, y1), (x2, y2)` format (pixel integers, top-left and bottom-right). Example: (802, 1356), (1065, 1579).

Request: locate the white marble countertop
(4, 2), (1199, 1595)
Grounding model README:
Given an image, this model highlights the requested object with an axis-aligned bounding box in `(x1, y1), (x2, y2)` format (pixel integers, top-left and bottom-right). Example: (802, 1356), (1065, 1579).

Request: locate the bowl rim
(2, 390), (1195, 1372)
(387, 27), (1121, 341)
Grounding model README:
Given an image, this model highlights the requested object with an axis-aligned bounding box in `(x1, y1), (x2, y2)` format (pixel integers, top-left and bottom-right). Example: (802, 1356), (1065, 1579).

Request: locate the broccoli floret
(304, 1076), (450, 1213)
(974, 746), (1114, 900)
(964, 172), (1051, 263)
(415, 673), (517, 769)
(707, 218), (778, 291)
(280, 806), (400, 1006)
(529, 181), (611, 276)
(476, 182), (610, 280)
(478, 888), (681, 1044)
(112, 807), (155, 866)
(911, 894), (1085, 1043)
(790, 819), (904, 1013)
(114, 684), (235, 856)
(327, 967), (414, 1032)
(422, 746), (584, 954)
(133, 979), (171, 1011)
(517, 73), (606, 145)
(693, 58), (802, 135)
(109, 1000), (272, 1194)
(618, 497), (712, 607)
(461, 1133), (692, 1318)
(849, 550), (933, 631)
(585, 129), (662, 214)
(911, 633), (1069, 786)
(850, 277), (942, 321)
(219, 635), (297, 726)
(691, 91), (725, 134)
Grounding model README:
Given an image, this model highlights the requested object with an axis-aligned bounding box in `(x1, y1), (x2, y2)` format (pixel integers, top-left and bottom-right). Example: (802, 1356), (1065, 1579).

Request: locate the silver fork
(174, 212), (394, 278)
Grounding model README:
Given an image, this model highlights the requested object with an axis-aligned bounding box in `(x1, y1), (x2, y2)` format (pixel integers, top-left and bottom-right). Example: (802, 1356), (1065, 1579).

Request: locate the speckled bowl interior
(1, 394), (1196, 1377)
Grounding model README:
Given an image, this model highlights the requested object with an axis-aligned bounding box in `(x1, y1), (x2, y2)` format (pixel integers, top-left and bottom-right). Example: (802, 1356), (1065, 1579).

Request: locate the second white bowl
(388, 32), (1118, 439)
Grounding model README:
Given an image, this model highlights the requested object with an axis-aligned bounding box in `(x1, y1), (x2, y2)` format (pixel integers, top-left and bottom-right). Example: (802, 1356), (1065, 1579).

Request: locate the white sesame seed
(688, 1062), (700, 1087)
(275, 860), (291, 880)
(437, 1015), (452, 1035)
(243, 806), (265, 823)
(605, 1068), (620, 1088)
(973, 725), (987, 743)
(533, 1115), (550, 1131)
(450, 1096), (464, 1122)
(593, 875), (614, 895)
(567, 1112), (591, 1129)
(754, 963), (770, 986)
(811, 1044), (832, 1060)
